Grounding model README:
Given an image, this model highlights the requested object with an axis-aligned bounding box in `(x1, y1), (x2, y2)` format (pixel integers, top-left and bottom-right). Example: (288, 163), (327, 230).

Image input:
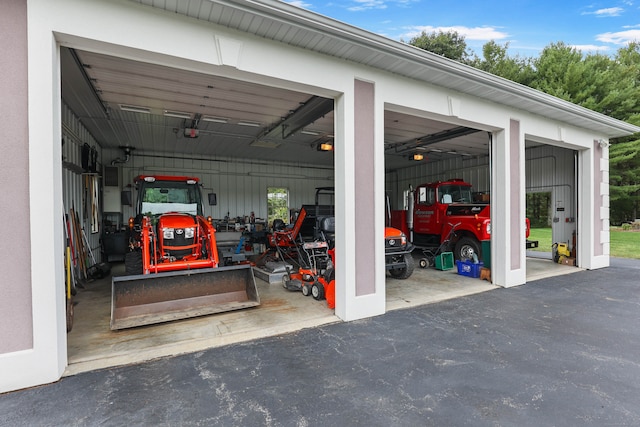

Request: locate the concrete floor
(65, 253), (577, 376)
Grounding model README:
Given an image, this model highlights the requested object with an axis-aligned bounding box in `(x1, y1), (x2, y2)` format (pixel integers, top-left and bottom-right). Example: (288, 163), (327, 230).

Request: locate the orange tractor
(111, 175), (260, 330)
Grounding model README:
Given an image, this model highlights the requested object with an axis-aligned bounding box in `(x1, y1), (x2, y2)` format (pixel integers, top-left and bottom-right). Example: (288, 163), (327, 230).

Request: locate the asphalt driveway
(1, 258), (639, 426)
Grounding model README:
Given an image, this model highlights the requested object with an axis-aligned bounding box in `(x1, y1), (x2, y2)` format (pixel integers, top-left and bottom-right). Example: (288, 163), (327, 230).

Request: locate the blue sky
(283, 0), (640, 57)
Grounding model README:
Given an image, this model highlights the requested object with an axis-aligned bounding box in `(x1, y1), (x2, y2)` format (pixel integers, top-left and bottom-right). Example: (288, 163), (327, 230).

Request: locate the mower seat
(319, 216), (335, 248)
(273, 218), (286, 231)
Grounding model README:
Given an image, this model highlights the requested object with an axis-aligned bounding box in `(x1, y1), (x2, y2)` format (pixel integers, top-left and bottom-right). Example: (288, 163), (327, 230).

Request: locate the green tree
(267, 187), (289, 227)
(470, 40), (535, 85)
(408, 35), (640, 222)
(609, 139), (640, 222)
(406, 30), (472, 63)
(530, 42), (585, 100)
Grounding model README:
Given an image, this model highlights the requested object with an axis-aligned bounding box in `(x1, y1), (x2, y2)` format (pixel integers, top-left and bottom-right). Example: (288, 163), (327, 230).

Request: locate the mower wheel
(301, 283), (311, 296)
(419, 258), (430, 268)
(311, 282), (325, 300)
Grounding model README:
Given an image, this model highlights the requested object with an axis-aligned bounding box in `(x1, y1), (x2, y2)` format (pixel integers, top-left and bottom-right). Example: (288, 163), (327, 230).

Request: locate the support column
(0, 0), (67, 393)
(334, 79), (385, 321)
(491, 119), (526, 287)
(580, 140), (610, 269)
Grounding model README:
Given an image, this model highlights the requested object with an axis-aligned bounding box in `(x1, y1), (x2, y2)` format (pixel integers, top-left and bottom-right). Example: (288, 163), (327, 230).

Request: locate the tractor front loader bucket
(110, 264), (260, 330)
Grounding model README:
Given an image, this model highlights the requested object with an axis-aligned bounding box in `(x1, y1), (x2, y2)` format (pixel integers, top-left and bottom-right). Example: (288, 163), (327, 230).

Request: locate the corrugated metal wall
(61, 103), (103, 266)
(103, 149), (335, 226)
(385, 154), (491, 209)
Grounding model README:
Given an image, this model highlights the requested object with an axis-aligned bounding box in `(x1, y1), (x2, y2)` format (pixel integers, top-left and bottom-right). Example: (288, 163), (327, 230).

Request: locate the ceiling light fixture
(318, 142), (334, 151)
(120, 104), (151, 114)
(250, 140), (281, 148)
(248, 172), (307, 179)
(301, 129), (320, 136)
(238, 121), (261, 127)
(164, 110), (192, 119)
(412, 153), (424, 161)
(201, 116), (228, 124)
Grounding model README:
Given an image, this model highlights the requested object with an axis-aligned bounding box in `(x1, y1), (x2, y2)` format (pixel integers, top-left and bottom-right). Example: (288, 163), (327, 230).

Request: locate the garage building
(2, 0), (638, 393)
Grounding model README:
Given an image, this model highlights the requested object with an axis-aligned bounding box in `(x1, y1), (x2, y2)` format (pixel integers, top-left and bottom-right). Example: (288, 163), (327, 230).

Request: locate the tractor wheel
(311, 282), (325, 300)
(301, 283), (311, 296)
(124, 251), (143, 275)
(389, 253), (415, 279)
(454, 237), (481, 262)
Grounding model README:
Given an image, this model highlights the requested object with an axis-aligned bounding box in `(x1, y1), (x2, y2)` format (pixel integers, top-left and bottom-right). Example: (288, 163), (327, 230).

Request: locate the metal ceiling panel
(60, 40), (493, 171)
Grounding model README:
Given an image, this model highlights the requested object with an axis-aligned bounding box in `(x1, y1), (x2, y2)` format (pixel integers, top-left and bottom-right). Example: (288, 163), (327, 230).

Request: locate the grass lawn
(528, 227), (640, 259)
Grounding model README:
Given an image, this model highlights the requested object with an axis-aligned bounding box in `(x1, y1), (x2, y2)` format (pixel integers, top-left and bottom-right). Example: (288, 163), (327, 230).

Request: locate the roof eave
(138, 0), (640, 138)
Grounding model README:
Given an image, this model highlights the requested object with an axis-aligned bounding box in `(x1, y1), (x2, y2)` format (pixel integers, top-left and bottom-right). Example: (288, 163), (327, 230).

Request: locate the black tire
(454, 237), (481, 262)
(311, 282), (325, 300)
(389, 253), (415, 279)
(125, 251), (143, 275)
(419, 258), (429, 269)
(301, 283), (311, 296)
(66, 298), (74, 333)
(324, 268), (335, 283)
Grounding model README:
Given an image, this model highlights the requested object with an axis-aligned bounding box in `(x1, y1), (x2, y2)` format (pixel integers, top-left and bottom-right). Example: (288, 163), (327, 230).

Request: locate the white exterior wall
(1, 0), (611, 392)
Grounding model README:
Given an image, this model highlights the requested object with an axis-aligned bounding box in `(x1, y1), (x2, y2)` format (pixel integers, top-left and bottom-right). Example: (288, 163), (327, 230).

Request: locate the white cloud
(571, 44), (611, 52)
(596, 29), (640, 44)
(400, 25), (509, 41)
(582, 7), (624, 17)
(347, 0), (387, 11)
(283, 1), (313, 9)
(345, 0), (419, 11)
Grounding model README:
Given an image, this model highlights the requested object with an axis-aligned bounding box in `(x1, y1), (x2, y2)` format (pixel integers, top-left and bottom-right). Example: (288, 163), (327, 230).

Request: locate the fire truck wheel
(124, 251), (143, 275)
(455, 237), (481, 262)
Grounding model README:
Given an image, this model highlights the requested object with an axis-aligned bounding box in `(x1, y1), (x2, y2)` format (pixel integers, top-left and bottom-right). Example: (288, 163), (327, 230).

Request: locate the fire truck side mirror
(207, 193), (217, 206)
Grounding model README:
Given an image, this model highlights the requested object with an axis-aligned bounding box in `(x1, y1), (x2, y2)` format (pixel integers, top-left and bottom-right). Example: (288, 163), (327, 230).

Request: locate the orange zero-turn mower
(273, 218), (336, 309)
